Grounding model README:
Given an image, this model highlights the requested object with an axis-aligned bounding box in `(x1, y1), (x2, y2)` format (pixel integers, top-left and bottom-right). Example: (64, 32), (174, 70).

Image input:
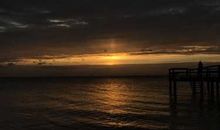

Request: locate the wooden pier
(169, 63), (220, 103)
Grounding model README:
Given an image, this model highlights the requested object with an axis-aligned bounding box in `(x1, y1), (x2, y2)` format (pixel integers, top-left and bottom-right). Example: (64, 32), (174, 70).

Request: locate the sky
(0, 0), (220, 65)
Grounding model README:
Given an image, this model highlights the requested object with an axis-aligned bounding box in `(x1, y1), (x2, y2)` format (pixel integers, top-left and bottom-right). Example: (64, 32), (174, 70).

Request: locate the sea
(0, 77), (220, 130)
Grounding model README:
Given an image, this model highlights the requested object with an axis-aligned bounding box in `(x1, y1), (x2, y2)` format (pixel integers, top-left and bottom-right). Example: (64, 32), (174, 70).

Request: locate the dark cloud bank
(0, 0), (220, 62)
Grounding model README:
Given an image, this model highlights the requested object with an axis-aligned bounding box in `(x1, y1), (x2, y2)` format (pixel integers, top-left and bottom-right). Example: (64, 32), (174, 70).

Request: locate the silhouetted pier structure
(169, 62), (220, 103)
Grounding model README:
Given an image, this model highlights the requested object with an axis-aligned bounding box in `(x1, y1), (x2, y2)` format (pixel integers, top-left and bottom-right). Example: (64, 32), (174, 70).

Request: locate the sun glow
(101, 54), (128, 65)
(104, 55), (123, 60)
(5, 53), (220, 66)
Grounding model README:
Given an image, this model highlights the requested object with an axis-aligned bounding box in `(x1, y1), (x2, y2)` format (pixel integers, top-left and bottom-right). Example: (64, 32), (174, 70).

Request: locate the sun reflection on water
(91, 80), (134, 115)
(85, 79), (169, 129)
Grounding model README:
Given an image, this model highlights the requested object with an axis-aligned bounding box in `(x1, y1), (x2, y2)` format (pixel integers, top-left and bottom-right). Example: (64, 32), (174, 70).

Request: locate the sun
(102, 55), (125, 65)
(105, 55), (122, 60)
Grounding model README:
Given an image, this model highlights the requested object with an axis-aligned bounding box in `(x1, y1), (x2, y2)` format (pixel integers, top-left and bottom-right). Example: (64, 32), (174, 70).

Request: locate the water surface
(0, 78), (220, 130)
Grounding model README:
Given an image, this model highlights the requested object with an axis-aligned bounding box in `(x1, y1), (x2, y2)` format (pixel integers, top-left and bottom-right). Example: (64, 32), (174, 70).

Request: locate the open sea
(0, 77), (220, 130)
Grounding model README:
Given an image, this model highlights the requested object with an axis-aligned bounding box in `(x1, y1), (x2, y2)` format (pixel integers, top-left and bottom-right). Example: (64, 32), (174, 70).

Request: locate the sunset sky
(0, 0), (220, 66)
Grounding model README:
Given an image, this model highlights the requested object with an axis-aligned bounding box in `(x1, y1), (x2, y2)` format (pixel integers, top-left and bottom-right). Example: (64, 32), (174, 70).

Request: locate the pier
(169, 62), (220, 103)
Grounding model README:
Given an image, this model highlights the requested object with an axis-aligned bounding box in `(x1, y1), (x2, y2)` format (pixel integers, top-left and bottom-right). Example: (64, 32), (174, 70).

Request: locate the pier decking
(169, 64), (220, 102)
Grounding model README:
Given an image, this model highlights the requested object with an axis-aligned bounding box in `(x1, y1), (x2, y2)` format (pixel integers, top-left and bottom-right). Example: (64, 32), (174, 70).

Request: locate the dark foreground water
(0, 77), (220, 130)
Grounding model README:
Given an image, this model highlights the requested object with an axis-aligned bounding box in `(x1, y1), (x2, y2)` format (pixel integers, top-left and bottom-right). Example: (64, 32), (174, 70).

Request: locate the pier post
(207, 81), (210, 96)
(173, 80), (177, 102)
(200, 81), (204, 102)
(169, 79), (173, 97)
(206, 68), (210, 97)
(217, 81), (219, 100)
(198, 62), (204, 101)
(169, 69), (173, 98)
(211, 81), (215, 101)
(191, 81), (196, 96)
(217, 66), (220, 101)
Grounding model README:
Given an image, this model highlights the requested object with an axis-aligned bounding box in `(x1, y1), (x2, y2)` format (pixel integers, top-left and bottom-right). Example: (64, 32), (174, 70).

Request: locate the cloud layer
(0, 0), (220, 64)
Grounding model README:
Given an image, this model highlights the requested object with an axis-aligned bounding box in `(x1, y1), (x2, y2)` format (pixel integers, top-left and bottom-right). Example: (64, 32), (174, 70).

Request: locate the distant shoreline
(0, 75), (167, 79)
(0, 62), (219, 78)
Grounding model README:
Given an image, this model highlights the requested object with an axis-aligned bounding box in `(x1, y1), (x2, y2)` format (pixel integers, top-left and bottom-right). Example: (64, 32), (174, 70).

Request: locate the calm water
(0, 78), (220, 130)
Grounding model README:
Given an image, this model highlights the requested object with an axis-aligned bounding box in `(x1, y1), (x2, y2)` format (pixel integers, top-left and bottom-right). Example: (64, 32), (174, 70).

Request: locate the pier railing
(169, 65), (220, 102)
(205, 65), (220, 79)
(169, 65), (220, 81)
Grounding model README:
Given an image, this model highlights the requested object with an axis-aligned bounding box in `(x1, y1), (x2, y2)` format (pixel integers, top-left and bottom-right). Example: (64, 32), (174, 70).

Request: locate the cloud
(129, 46), (220, 55)
(199, 1), (220, 7)
(8, 21), (29, 29)
(148, 7), (187, 15)
(0, 57), (22, 65)
(0, 8), (6, 13)
(180, 46), (220, 54)
(0, 17), (29, 32)
(0, 0), (220, 64)
(0, 26), (6, 32)
(25, 8), (51, 15)
(48, 18), (88, 28)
